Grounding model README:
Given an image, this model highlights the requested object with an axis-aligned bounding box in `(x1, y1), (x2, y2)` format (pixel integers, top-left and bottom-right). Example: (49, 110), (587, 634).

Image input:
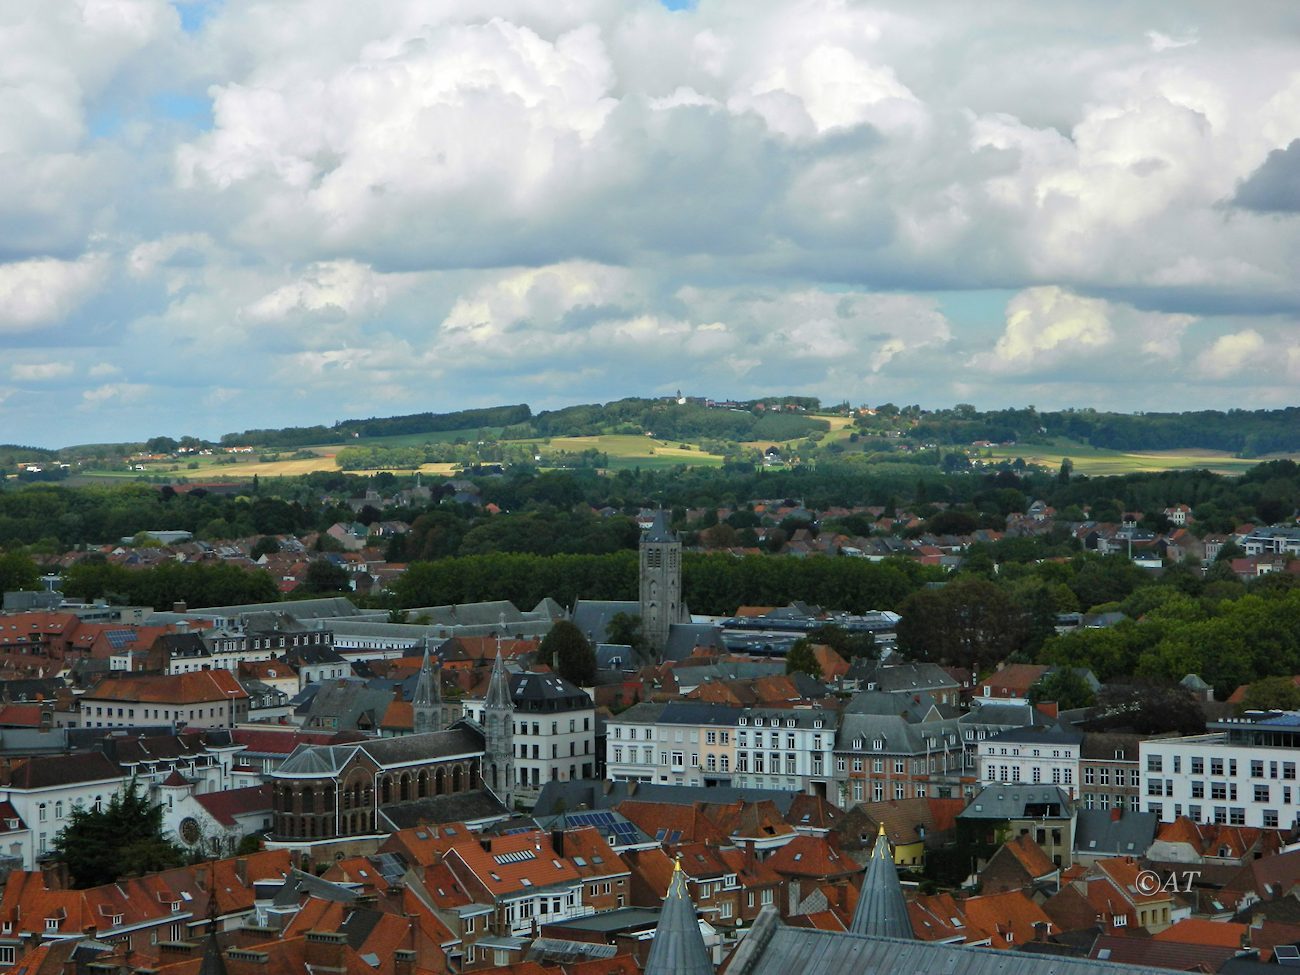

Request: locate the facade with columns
(268, 723), (488, 843)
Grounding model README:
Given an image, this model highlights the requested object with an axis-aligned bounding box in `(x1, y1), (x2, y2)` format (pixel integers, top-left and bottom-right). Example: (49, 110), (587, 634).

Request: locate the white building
(0, 752), (126, 868)
(977, 725), (1084, 799)
(462, 671), (595, 802)
(1140, 713), (1300, 829)
(605, 701), (741, 787)
(732, 707), (837, 797)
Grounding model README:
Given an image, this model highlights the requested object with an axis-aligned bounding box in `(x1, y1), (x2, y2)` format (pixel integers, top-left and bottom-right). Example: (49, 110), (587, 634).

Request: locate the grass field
(979, 443), (1299, 476)
(528, 434), (725, 470)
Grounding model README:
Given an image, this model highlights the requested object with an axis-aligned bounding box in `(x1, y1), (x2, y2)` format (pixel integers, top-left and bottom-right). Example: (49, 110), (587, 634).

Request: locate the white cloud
(242, 260), (395, 324)
(11, 362), (74, 381)
(975, 287), (1195, 374)
(0, 256), (107, 332)
(80, 382), (151, 409)
(1195, 329), (1266, 379)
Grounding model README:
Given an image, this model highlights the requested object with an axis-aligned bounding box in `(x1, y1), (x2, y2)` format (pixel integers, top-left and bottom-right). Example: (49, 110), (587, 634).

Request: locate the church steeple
(639, 510), (682, 660)
(412, 638), (442, 735)
(483, 650), (514, 808)
(645, 857), (713, 975)
(849, 823), (913, 939)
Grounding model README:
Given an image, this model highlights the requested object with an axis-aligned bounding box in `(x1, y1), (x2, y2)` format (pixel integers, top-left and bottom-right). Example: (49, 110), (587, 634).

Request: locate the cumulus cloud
(975, 287), (1195, 374)
(0, 256), (107, 332)
(1195, 329), (1266, 379)
(5, 1), (1300, 443)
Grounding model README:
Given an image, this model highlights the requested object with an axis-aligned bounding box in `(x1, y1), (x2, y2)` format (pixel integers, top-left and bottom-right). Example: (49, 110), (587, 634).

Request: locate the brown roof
(85, 669), (248, 704)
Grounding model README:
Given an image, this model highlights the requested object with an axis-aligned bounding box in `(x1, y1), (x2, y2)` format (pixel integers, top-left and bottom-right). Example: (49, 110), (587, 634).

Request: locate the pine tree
(53, 779), (184, 888)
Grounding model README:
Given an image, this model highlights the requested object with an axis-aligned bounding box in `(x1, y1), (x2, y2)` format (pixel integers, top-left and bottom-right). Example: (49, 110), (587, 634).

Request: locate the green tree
(0, 551), (40, 592)
(302, 558), (350, 594)
(53, 780), (184, 888)
(808, 624), (876, 661)
(1028, 668), (1096, 710)
(785, 638), (823, 679)
(1240, 676), (1300, 712)
(538, 621), (595, 681)
(896, 577), (1026, 672)
(605, 612), (647, 660)
(250, 536), (281, 559)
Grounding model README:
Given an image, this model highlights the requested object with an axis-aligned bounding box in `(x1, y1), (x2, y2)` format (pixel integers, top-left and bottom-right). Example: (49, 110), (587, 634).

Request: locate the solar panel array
(105, 630), (138, 649)
(561, 809), (644, 846)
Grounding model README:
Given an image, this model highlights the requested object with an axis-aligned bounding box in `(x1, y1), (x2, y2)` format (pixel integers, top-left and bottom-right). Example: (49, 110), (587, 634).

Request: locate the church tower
(483, 650), (515, 808)
(849, 823), (914, 939)
(412, 639), (443, 735)
(645, 857), (713, 975)
(640, 510), (682, 659)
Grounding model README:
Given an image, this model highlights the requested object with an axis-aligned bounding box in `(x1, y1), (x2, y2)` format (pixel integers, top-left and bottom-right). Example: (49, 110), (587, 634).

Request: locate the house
(980, 833), (1061, 895)
(0, 752), (124, 868)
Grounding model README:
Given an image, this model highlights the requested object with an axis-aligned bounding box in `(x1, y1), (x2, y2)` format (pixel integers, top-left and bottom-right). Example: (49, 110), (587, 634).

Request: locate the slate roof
(570, 600), (640, 646)
(987, 723), (1083, 746)
(729, 911), (1173, 975)
(849, 827), (913, 939)
(378, 789), (509, 829)
(1075, 810), (1158, 857)
(644, 860), (711, 975)
(274, 725), (484, 777)
(960, 786), (1073, 820)
(534, 779), (804, 818)
(642, 510), (678, 545)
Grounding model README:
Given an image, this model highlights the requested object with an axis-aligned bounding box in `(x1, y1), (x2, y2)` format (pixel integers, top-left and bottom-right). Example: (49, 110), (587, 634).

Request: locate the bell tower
(640, 510), (681, 659)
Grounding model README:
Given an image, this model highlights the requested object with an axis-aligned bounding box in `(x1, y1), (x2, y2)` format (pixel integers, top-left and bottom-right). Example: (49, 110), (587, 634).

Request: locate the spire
(486, 649), (513, 711)
(849, 825), (914, 940)
(645, 856), (713, 975)
(412, 638), (442, 735)
(642, 509), (677, 544)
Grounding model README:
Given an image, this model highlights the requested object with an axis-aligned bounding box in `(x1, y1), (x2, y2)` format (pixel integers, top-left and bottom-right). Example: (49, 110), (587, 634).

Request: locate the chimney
(1111, 807), (1123, 822)
(479, 837), (492, 853)
(173, 602), (187, 614)
(304, 931), (347, 971)
(394, 950), (416, 975)
(551, 830), (565, 859)
(1036, 701), (1059, 720)
(1033, 921), (1050, 943)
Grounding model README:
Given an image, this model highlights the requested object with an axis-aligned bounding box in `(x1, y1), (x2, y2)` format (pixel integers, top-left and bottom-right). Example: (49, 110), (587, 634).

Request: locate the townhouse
(732, 707), (836, 797)
(443, 828), (620, 941)
(605, 701), (741, 786)
(1141, 712), (1300, 828)
(977, 724), (1083, 799)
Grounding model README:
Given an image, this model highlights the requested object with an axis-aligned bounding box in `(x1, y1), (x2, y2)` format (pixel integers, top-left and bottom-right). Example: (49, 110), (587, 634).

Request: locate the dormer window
(754, 717), (763, 727)
(738, 717), (747, 726)
(853, 737), (863, 749)
(813, 720), (823, 729)
(45, 918), (59, 931)
(873, 739), (884, 750)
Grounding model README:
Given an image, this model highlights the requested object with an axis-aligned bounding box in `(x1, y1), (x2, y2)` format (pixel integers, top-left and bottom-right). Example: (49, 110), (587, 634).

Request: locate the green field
(978, 442), (1299, 476)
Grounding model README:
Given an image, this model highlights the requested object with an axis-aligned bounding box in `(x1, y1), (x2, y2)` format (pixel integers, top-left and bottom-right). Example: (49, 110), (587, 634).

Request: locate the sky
(3, 0), (1300, 447)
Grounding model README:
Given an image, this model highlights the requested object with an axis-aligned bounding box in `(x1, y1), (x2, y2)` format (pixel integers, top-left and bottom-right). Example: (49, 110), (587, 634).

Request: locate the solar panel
(105, 630), (137, 649)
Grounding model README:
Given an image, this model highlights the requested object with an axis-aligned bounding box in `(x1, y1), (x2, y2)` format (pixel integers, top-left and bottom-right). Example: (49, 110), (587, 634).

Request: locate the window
(1211, 783), (1227, 800)
(1252, 760), (1265, 778)
(1192, 782), (1204, 799)
(1265, 809), (1280, 827)
(1255, 784), (1270, 804)
(836, 757), (846, 772)
(1084, 767), (1095, 785)
(1230, 807), (1246, 826)
(706, 731), (717, 745)
(1147, 755), (1163, 773)
(853, 780), (864, 802)
(761, 889), (774, 905)
(893, 759), (905, 774)
(872, 758), (883, 774)
(720, 901), (733, 919)
(1211, 758), (1224, 776)
(1286, 762), (1297, 780)
(720, 755), (729, 772)
(38, 803), (47, 822)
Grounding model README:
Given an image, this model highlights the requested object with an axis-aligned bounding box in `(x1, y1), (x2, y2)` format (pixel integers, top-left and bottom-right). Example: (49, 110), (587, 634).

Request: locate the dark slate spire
(486, 649), (513, 712)
(643, 509), (678, 544)
(849, 823), (914, 939)
(645, 857), (713, 975)
(412, 638), (442, 735)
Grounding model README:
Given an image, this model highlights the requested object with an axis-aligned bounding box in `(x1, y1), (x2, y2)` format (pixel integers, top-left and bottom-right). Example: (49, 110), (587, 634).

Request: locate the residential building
(461, 668), (594, 801)
(77, 670), (250, 729)
(732, 707), (836, 797)
(959, 785), (1076, 868)
(605, 702), (741, 786)
(1080, 732), (1144, 813)
(977, 724), (1082, 799)
(0, 752), (125, 867)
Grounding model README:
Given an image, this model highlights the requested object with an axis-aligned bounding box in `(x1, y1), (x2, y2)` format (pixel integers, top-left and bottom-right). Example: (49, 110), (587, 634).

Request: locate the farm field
(979, 443), (1299, 476)
(527, 435), (725, 470)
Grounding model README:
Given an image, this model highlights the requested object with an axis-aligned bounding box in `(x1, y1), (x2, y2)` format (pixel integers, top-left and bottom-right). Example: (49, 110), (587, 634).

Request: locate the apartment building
(1140, 713), (1300, 828)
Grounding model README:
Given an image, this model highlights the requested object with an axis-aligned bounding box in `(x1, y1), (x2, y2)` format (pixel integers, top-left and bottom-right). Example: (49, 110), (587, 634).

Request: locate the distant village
(1, 493), (1300, 975)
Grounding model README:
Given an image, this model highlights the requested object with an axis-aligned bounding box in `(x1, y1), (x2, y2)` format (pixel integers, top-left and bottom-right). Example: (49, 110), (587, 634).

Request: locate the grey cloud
(1234, 139), (1300, 213)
